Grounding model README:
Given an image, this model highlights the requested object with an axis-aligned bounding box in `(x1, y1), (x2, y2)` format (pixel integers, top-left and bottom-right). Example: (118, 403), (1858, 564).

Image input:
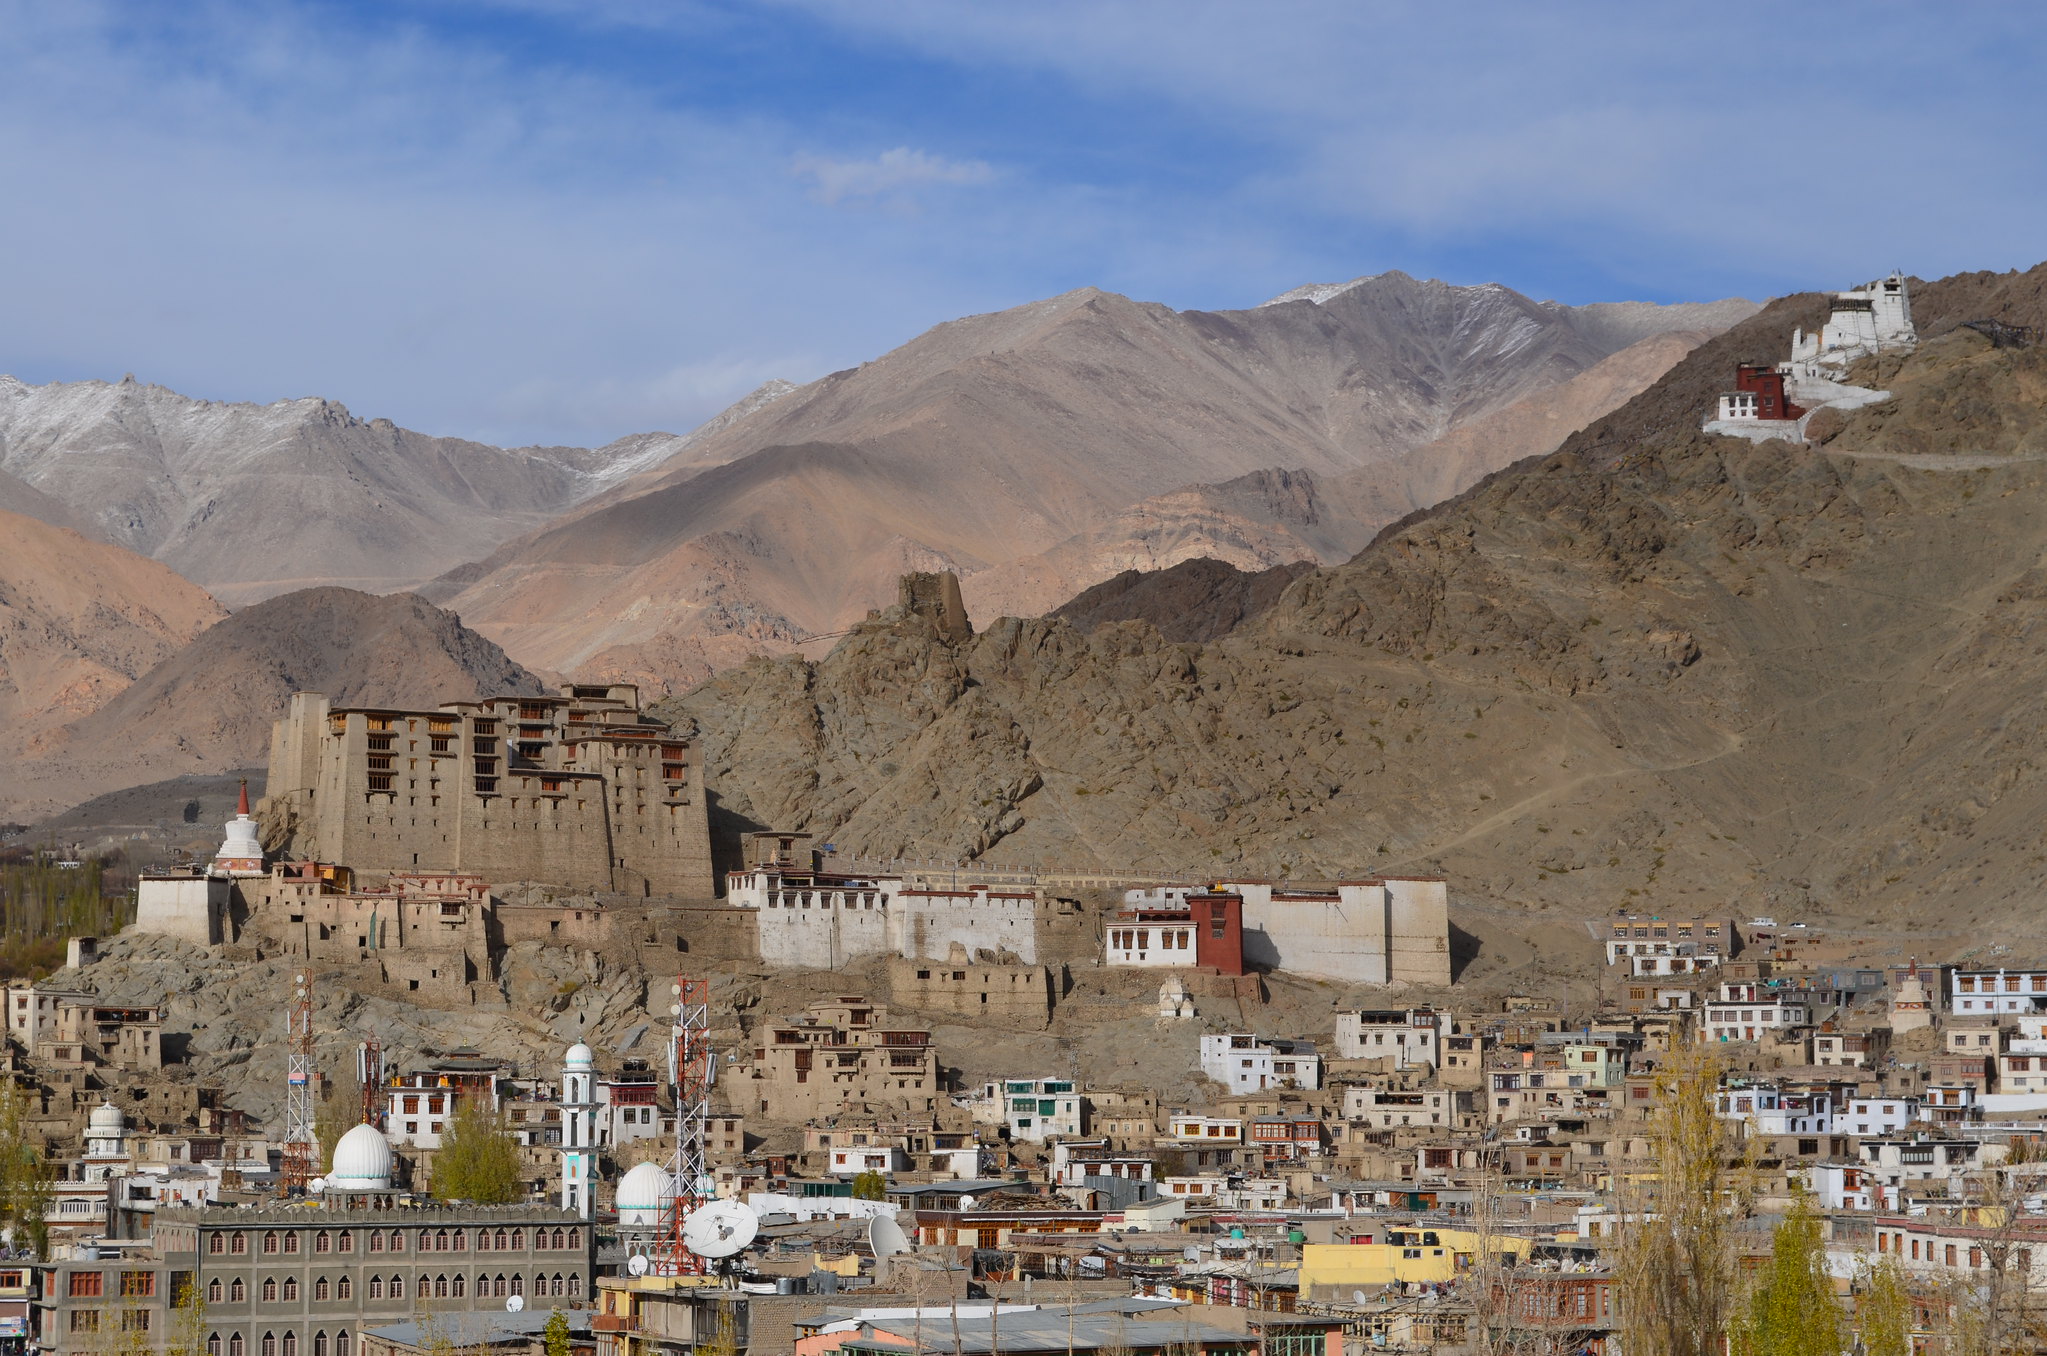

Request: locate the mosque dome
(564, 1042), (595, 1071)
(328, 1123), (395, 1190)
(615, 1162), (673, 1225)
(88, 1102), (125, 1135)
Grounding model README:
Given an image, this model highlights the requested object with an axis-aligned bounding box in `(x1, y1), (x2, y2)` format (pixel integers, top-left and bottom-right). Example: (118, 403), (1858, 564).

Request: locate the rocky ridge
(670, 264), (2047, 940)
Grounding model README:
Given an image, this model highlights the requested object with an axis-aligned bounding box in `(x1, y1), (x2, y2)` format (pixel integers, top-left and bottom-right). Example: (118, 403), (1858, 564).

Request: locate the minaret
(560, 1042), (598, 1219)
(212, 780), (266, 877)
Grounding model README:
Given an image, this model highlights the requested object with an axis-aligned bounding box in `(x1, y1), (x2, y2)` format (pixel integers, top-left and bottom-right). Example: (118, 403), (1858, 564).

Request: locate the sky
(2, 0), (2043, 447)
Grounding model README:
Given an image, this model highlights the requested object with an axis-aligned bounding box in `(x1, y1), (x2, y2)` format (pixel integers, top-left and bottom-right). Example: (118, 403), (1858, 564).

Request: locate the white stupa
(327, 1123), (395, 1192)
(211, 780), (266, 878)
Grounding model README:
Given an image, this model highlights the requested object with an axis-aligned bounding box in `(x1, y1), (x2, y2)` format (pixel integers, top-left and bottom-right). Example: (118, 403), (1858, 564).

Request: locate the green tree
(431, 1099), (524, 1204)
(316, 1091), (355, 1175)
(1858, 1253), (1913, 1356)
(851, 1170), (887, 1201)
(542, 1308), (571, 1356)
(1616, 1043), (1743, 1356)
(0, 1080), (50, 1258)
(1733, 1185), (1842, 1356)
(165, 1275), (209, 1356)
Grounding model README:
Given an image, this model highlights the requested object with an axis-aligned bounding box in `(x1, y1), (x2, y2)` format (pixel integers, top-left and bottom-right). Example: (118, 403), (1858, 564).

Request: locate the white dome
(88, 1102), (125, 1133)
(564, 1042), (595, 1070)
(616, 1162), (673, 1224)
(329, 1123), (394, 1189)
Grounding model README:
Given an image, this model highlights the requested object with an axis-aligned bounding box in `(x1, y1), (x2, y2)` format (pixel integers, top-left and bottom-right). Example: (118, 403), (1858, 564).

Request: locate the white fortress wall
(890, 890), (1039, 963)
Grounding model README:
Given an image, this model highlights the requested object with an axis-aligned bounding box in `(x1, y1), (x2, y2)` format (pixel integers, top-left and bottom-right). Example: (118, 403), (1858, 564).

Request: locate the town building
(1334, 1008), (1446, 1067)
(261, 684), (713, 899)
(1951, 967), (2047, 1015)
(1104, 891), (1244, 975)
(1216, 878), (1450, 985)
(742, 997), (939, 1122)
(1197, 1035), (1322, 1095)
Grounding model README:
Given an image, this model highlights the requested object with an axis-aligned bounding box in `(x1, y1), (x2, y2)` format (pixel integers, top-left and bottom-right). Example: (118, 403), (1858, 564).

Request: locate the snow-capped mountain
(0, 375), (776, 605)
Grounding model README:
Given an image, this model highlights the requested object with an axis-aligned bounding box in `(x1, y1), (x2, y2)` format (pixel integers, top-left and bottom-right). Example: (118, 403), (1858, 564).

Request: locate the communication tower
(280, 970), (316, 1194)
(358, 1037), (384, 1128)
(653, 975), (713, 1275)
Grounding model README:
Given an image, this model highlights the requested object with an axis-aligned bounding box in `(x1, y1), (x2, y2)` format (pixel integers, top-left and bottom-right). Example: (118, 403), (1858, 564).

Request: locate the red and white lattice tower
(358, 1036), (384, 1129)
(281, 970), (317, 1194)
(653, 975), (712, 1275)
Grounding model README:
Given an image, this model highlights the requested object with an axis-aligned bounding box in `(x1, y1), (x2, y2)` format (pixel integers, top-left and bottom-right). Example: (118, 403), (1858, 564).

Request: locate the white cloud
(791, 146), (995, 206)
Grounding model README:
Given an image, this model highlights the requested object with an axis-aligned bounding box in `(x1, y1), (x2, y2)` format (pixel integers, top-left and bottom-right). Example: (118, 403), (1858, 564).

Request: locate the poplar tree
(431, 1100), (524, 1204)
(1858, 1253), (1913, 1356)
(1733, 1186), (1842, 1356)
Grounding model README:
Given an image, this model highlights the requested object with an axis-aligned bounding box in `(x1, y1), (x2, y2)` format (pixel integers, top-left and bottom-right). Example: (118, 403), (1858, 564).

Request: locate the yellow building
(1299, 1226), (1530, 1294)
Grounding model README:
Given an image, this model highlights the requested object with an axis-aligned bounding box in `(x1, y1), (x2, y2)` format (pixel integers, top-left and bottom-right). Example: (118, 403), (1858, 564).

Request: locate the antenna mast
(653, 975), (712, 1275)
(281, 969), (316, 1194)
(358, 1036), (384, 1128)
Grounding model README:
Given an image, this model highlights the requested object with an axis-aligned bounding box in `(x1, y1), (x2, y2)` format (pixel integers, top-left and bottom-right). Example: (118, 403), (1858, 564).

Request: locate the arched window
(509, 1229), (524, 1250)
(494, 1229), (508, 1251)
(231, 1232), (249, 1256)
(551, 1275), (564, 1297)
(315, 1231), (331, 1255)
(509, 1275), (523, 1297)
(435, 1230), (449, 1252)
(313, 1334), (328, 1356)
(284, 1233), (301, 1254)
(230, 1279), (246, 1303)
(282, 1278), (299, 1302)
(451, 1230), (467, 1253)
(282, 1332), (297, 1356)
(368, 1232), (384, 1254)
(263, 1232), (280, 1255)
(207, 1334), (222, 1356)
(551, 1228), (565, 1250)
(493, 1275), (507, 1298)
(228, 1335), (244, 1356)
(337, 1277), (352, 1301)
(434, 1275), (447, 1298)
(262, 1278), (278, 1302)
(336, 1333), (351, 1356)
(451, 1275), (466, 1298)
(565, 1229), (581, 1250)
(387, 1230), (404, 1253)
(314, 1278), (329, 1302)
(208, 1234), (226, 1256)
(389, 1276), (405, 1301)
(261, 1333), (277, 1356)
(207, 1279), (223, 1303)
(338, 1231), (355, 1254)
(367, 1277), (384, 1301)
(568, 1274), (582, 1298)
(476, 1273), (489, 1296)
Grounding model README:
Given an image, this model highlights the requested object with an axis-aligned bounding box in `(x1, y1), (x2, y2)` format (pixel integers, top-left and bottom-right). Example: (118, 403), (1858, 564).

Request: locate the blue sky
(2, 0), (2042, 446)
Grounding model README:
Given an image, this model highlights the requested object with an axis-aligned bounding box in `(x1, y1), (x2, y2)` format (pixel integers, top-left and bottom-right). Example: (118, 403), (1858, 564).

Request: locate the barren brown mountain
(437, 277), (1753, 693)
(3, 588), (541, 820)
(0, 506), (226, 758)
(673, 264), (2047, 944)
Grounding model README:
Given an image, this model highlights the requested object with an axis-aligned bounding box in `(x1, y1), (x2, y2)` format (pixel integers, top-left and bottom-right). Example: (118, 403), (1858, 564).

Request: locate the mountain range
(667, 263), (2047, 939)
(0, 271), (1754, 821)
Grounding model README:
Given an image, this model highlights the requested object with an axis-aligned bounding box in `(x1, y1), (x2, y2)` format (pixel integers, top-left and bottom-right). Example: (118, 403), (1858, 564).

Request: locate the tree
(316, 1092), (355, 1175)
(542, 1309), (571, 1356)
(1616, 1043), (1742, 1356)
(165, 1275), (210, 1356)
(851, 1170), (888, 1201)
(1732, 1185), (1842, 1356)
(431, 1099), (524, 1204)
(0, 1080), (50, 1258)
(1858, 1253), (1913, 1356)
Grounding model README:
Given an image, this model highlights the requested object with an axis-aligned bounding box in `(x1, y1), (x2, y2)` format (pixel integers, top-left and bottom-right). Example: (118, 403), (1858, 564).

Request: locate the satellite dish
(868, 1214), (910, 1261)
(505, 1295), (525, 1313)
(1183, 1245), (1200, 1263)
(627, 1254), (650, 1277)
(957, 1195), (977, 1211)
(683, 1200), (759, 1259)
(310, 1178), (327, 1194)
(1353, 1290), (1369, 1307)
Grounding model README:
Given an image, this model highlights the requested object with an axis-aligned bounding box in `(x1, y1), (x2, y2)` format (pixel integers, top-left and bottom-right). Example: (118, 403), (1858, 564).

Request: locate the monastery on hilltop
(1706, 271), (1916, 441)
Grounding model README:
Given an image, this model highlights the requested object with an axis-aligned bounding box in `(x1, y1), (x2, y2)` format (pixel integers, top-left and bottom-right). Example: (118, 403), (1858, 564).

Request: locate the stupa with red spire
(211, 779), (267, 878)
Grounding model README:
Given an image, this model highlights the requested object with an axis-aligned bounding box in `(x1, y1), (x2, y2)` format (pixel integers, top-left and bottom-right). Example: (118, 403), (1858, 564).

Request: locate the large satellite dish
(505, 1295), (525, 1313)
(683, 1200), (759, 1259)
(868, 1214), (910, 1260)
(626, 1255), (650, 1277)
(957, 1195), (977, 1211)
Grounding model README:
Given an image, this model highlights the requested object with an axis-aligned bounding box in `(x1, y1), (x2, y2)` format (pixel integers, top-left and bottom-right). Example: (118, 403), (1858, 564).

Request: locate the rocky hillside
(0, 375), (685, 604)
(4, 588), (541, 820)
(0, 506), (226, 754)
(672, 264), (2047, 941)
(437, 277), (1753, 693)
(1050, 558), (1315, 644)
